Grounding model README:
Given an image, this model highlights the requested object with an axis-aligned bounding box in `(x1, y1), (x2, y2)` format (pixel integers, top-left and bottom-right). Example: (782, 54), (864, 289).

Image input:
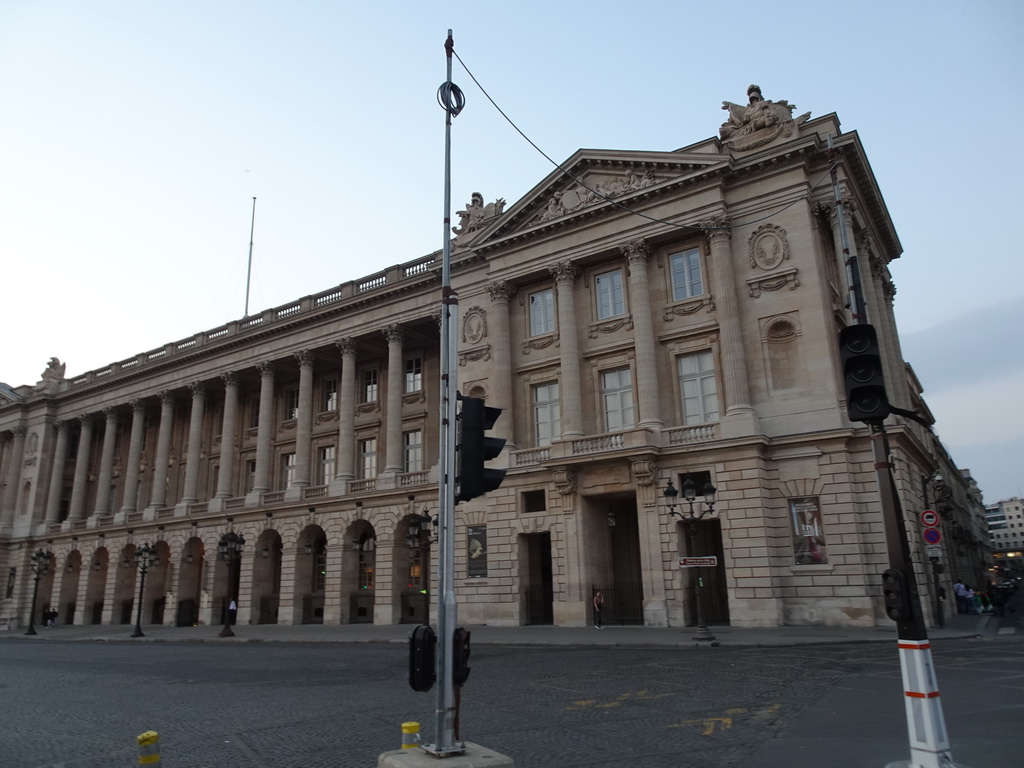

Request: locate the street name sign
(678, 556), (718, 568)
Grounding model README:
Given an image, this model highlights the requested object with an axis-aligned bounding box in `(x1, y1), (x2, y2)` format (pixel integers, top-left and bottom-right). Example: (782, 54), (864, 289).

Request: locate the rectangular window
(404, 430), (423, 473)
(790, 497), (828, 565)
(679, 351), (719, 424)
(249, 397), (260, 429)
(361, 370), (378, 403)
(322, 379), (338, 412)
(670, 248), (704, 301)
(405, 357), (422, 394)
(595, 269), (625, 319)
(358, 438), (377, 479)
(601, 368), (634, 431)
(245, 460), (257, 493)
(281, 453), (296, 490)
(529, 288), (555, 336)
(284, 388), (299, 420)
(318, 445), (336, 486)
(532, 382), (561, 447)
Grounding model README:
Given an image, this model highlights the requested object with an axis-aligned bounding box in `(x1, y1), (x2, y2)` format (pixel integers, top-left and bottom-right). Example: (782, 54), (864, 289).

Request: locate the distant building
(0, 86), (984, 632)
(987, 497), (1024, 576)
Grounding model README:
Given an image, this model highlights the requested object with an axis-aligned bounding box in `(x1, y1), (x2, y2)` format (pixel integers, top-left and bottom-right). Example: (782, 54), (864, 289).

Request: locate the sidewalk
(0, 611), (994, 648)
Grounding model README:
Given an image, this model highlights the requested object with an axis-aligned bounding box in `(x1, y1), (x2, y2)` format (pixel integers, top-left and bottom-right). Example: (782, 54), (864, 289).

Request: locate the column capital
(382, 324), (404, 345)
(53, 419), (67, 434)
(221, 371), (239, 388)
(76, 414), (93, 429)
(129, 398), (145, 413)
(486, 280), (516, 304)
(620, 237), (650, 265)
(158, 390), (174, 406)
(103, 406), (118, 421)
(188, 381), (206, 397)
(336, 337), (358, 357)
(294, 350), (315, 368)
(256, 360), (275, 378)
(12, 424), (27, 438)
(549, 261), (580, 284)
(701, 216), (732, 243)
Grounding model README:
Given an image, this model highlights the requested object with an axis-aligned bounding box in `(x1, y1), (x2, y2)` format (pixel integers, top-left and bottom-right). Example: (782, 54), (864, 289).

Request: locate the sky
(1, 1), (1022, 502)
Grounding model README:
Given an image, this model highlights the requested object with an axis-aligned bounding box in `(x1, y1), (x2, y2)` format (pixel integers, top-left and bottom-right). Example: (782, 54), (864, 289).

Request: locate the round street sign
(920, 510), (939, 527)
(923, 527), (942, 545)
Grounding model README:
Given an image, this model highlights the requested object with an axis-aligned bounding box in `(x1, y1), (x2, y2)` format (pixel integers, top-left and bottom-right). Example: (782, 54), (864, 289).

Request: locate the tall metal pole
(831, 137), (961, 767)
(426, 28), (463, 757)
(244, 196), (257, 317)
(131, 561), (148, 638)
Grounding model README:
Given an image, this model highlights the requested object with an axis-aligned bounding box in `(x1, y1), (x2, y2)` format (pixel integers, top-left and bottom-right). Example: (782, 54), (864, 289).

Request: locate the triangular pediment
(455, 147), (729, 251)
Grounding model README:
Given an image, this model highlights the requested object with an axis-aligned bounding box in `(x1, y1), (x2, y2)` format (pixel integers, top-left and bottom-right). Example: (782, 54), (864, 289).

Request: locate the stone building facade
(0, 88), (977, 632)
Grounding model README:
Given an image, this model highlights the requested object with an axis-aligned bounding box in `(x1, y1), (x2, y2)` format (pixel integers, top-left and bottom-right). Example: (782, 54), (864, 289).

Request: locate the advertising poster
(467, 525), (488, 578)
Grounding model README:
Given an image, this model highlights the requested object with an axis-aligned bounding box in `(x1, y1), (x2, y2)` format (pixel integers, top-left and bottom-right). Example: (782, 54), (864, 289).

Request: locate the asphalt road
(1, 625), (1022, 767)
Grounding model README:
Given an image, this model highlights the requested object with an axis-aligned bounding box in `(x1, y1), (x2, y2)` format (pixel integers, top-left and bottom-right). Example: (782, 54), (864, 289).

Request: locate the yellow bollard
(137, 730), (161, 765)
(401, 721), (421, 749)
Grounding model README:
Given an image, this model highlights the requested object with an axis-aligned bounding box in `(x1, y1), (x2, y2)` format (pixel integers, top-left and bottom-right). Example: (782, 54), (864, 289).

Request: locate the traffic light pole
(424, 29), (463, 758)
(831, 138), (964, 766)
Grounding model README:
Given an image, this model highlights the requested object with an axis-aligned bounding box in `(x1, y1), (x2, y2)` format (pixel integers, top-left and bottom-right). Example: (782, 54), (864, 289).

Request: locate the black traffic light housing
(409, 624), (436, 692)
(881, 568), (912, 622)
(452, 626), (471, 686)
(838, 324), (890, 423)
(456, 394), (506, 503)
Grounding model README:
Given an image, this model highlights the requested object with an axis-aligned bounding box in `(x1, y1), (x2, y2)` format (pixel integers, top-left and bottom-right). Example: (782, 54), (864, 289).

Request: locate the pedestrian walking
(592, 590), (604, 629)
(953, 580), (968, 614)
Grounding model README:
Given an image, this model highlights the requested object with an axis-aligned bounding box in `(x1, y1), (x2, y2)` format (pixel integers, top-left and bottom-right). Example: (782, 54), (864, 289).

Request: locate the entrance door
(595, 498), (644, 625)
(521, 533), (553, 625)
(683, 519), (730, 625)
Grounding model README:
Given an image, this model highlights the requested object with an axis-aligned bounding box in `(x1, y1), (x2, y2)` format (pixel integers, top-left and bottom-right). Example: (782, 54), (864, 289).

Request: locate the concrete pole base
(885, 762), (971, 768)
(378, 742), (515, 767)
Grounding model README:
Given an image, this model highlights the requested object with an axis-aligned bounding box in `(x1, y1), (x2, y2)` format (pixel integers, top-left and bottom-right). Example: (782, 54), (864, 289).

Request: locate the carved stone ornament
(748, 224), (790, 271)
(746, 268), (800, 298)
(452, 193), (506, 245)
(458, 346), (491, 367)
(719, 84), (811, 152)
(630, 459), (657, 487)
(530, 166), (664, 226)
(663, 297), (714, 321)
(553, 468), (577, 496)
(462, 306), (487, 345)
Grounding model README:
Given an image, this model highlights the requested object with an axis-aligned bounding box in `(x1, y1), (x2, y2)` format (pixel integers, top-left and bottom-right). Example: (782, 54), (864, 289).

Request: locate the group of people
(953, 580), (998, 615)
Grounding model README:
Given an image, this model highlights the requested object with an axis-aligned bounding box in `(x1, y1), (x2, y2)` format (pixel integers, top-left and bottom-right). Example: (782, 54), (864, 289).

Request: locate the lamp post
(664, 476), (717, 642)
(131, 543), (158, 638)
(218, 531), (245, 638)
(24, 549), (54, 636)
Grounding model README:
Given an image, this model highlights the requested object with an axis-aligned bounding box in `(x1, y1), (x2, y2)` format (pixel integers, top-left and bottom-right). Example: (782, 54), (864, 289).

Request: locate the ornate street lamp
(131, 543), (159, 638)
(664, 476), (718, 642)
(406, 511), (437, 549)
(218, 531), (245, 638)
(24, 549), (54, 636)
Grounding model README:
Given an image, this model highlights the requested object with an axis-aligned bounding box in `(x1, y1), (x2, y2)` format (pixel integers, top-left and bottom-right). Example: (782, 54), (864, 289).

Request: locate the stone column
(67, 417), (93, 522)
(621, 239), (663, 430)
(486, 281), (517, 448)
(92, 408), (119, 517)
(704, 221), (756, 436)
(215, 372), (240, 498)
(181, 382), (206, 504)
(44, 421), (69, 524)
(252, 363), (275, 495)
(382, 325), (404, 475)
(551, 262), (583, 437)
(1, 426), (27, 525)
(149, 392), (175, 510)
(336, 339), (357, 483)
(293, 351), (314, 488)
(119, 400), (146, 514)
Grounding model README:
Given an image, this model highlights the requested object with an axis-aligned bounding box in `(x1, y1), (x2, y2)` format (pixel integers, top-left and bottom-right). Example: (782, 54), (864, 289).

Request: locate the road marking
(998, 627), (1016, 635)
(566, 690), (674, 710)
(668, 704), (780, 735)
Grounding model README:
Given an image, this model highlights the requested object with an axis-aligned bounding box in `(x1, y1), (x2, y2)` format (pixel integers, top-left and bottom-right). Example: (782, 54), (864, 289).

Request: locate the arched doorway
(83, 547), (108, 625)
(176, 537), (204, 626)
(295, 525), (327, 624)
(58, 551), (82, 625)
(251, 529), (282, 624)
(396, 515), (430, 625)
(343, 523), (376, 624)
(113, 543), (137, 624)
(145, 541), (171, 626)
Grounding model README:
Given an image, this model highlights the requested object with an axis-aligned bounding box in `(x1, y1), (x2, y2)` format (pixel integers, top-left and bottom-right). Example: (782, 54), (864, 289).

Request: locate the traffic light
(881, 568), (912, 622)
(452, 627), (471, 686)
(409, 624), (436, 692)
(838, 324), (890, 423)
(456, 394), (506, 502)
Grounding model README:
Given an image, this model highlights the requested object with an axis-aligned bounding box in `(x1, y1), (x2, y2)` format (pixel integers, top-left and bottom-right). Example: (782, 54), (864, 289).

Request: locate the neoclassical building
(0, 87), (983, 632)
